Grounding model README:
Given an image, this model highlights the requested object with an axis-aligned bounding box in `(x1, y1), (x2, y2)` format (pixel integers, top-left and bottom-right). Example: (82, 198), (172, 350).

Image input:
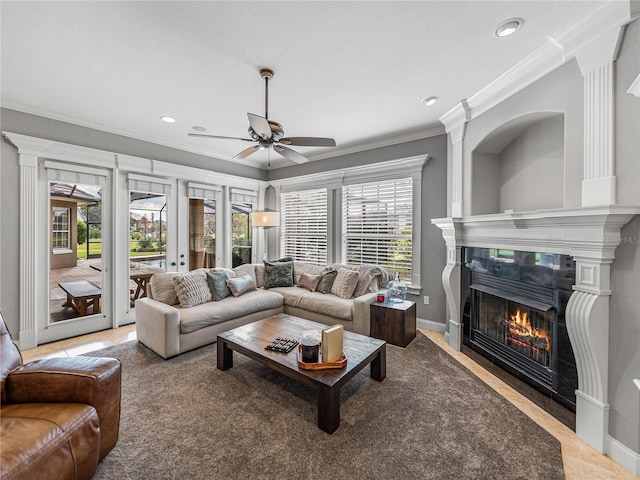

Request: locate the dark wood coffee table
(217, 314), (386, 434)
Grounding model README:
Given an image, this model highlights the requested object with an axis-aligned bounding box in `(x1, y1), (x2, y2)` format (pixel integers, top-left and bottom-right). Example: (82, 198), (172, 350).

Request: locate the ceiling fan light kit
(188, 67), (336, 164)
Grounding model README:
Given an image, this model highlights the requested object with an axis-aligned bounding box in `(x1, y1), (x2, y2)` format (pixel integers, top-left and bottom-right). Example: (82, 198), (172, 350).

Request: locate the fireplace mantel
(432, 205), (640, 260)
(432, 205), (640, 454)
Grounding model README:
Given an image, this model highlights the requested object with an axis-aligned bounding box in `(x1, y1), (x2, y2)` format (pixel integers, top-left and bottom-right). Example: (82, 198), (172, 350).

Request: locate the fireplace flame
(506, 308), (550, 354)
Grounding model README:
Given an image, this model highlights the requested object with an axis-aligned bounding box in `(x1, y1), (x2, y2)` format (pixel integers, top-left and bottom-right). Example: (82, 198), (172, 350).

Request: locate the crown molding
(2, 101), (444, 172)
(0, 101), (259, 168)
(439, 0), (636, 132)
(302, 125), (445, 164)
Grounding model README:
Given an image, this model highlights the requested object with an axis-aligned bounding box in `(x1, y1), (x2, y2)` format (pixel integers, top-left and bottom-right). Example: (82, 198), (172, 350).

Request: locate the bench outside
(58, 280), (102, 316)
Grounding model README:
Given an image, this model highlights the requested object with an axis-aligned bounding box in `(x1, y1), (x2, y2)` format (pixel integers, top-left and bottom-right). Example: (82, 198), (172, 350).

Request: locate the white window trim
(52, 206), (71, 253)
(270, 155), (428, 293)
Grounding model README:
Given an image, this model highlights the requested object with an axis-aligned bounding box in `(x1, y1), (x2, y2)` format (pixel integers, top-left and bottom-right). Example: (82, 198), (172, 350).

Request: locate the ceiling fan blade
(273, 145), (309, 164)
(233, 145), (262, 160)
(279, 137), (336, 147)
(188, 133), (254, 142)
(247, 113), (272, 140)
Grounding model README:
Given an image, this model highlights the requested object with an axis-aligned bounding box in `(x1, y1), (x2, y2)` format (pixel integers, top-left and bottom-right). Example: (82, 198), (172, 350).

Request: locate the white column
(19, 154), (38, 349)
(576, 26), (624, 206)
(448, 122), (466, 218)
(431, 218), (462, 350)
(565, 257), (612, 452)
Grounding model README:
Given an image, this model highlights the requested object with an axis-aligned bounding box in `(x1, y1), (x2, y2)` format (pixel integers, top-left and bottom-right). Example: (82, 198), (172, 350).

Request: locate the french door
(38, 162), (113, 344)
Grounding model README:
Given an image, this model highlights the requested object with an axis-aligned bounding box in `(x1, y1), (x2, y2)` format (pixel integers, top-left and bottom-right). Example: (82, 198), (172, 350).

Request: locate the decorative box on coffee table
(370, 300), (416, 347)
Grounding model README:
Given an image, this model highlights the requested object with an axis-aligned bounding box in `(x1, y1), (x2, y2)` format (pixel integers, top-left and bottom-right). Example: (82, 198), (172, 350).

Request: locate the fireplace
(463, 247), (577, 411)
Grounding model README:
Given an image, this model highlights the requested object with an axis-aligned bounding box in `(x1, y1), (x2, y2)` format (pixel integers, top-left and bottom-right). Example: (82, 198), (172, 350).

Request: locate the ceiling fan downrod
(260, 68), (274, 120)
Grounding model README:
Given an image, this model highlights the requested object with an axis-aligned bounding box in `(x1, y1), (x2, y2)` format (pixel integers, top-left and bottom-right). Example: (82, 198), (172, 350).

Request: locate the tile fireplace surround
(432, 207), (640, 458)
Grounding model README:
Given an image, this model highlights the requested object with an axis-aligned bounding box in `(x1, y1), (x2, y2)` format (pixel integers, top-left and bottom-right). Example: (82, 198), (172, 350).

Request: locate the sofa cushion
(206, 271), (232, 301)
(255, 264), (265, 288)
(269, 287), (353, 320)
(264, 260), (295, 288)
(173, 271), (212, 308)
(331, 268), (360, 299)
(1, 403), (101, 480)
(149, 272), (180, 305)
(316, 267), (338, 294)
(226, 274), (257, 297)
(297, 272), (321, 292)
(179, 290), (284, 334)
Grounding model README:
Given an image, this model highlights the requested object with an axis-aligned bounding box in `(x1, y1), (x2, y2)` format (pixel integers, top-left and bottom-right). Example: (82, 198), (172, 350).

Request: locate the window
(280, 188), (328, 264)
(231, 202), (252, 267)
(343, 178), (413, 281)
(52, 207), (71, 251)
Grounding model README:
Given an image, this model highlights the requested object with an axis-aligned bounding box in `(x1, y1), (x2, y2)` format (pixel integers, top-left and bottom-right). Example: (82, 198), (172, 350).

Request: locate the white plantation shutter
(343, 178), (413, 281)
(280, 188), (328, 264)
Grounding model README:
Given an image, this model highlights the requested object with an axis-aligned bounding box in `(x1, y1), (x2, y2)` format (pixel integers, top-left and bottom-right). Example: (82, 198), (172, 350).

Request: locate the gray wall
(269, 135), (449, 324)
(464, 59), (584, 214)
(498, 117), (564, 212)
(0, 135), (20, 334)
(609, 18), (640, 453)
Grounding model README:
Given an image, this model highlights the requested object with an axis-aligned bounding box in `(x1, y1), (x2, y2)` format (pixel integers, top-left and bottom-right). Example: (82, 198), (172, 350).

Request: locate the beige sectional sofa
(135, 261), (389, 359)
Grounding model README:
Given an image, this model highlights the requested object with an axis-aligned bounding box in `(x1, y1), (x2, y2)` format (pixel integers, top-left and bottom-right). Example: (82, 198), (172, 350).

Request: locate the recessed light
(160, 116), (176, 123)
(192, 126), (207, 132)
(494, 18), (524, 38)
(421, 96), (439, 106)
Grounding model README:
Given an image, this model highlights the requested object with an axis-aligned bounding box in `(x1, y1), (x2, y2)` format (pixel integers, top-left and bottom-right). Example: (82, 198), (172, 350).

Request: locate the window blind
(343, 178), (413, 281)
(127, 175), (172, 195)
(280, 188), (328, 265)
(188, 182), (221, 200)
(230, 187), (257, 204)
(46, 161), (107, 186)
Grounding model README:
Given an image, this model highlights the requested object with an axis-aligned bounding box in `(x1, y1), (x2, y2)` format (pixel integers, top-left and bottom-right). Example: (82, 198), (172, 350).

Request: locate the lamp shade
(251, 211), (280, 227)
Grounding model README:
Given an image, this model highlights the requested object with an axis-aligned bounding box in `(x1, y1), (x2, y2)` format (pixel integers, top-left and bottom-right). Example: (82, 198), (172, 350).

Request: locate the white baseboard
(607, 435), (640, 476)
(417, 318), (446, 332)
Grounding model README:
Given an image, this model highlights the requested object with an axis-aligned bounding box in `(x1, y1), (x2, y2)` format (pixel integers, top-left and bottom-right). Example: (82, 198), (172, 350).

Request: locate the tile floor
(19, 326), (638, 480)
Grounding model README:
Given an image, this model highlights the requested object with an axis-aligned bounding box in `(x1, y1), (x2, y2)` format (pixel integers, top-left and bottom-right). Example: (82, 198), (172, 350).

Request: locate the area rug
(88, 332), (564, 480)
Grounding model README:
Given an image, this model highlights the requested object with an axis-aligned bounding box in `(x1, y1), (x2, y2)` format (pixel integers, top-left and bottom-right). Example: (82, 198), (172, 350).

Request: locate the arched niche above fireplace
(470, 112), (565, 216)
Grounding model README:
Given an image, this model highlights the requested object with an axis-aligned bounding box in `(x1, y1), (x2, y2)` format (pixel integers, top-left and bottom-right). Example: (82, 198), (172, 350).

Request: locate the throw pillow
(226, 274), (257, 297)
(206, 270), (232, 301)
(316, 267), (338, 294)
(268, 257), (295, 284)
(232, 263), (256, 284)
(331, 268), (360, 299)
(264, 260), (294, 288)
(297, 272), (321, 292)
(149, 272), (180, 305)
(173, 271), (212, 308)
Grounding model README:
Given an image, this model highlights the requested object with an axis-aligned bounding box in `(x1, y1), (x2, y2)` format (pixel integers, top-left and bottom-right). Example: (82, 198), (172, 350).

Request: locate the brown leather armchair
(0, 312), (122, 480)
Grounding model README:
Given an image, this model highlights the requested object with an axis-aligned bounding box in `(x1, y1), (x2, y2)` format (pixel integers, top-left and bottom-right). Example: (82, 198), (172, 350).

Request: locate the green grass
(77, 240), (163, 259)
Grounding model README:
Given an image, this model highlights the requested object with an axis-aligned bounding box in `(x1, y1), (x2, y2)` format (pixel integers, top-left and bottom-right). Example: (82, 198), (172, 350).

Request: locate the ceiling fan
(189, 68), (336, 164)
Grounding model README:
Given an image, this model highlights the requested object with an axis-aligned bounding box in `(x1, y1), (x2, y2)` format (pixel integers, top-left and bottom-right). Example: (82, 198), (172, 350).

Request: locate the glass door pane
(231, 202), (252, 267)
(189, 198), (216, 270)
(129, 191), (168, 307)
(49, 181), (104, 323)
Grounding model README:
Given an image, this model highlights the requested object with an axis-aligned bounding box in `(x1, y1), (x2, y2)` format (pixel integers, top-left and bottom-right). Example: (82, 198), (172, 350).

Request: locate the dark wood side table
(370, 300), (416, 347)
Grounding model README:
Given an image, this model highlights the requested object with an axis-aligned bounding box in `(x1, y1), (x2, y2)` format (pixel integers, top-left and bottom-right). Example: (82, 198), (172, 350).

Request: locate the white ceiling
(1, 1), (598, 170)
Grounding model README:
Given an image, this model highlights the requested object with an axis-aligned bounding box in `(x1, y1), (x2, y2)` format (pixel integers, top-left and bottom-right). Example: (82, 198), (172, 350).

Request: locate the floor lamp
(251, 210), (280, 261)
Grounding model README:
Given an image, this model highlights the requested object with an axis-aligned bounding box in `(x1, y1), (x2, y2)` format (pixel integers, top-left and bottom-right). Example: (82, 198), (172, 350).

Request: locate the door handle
(180, 262), (185, 266)
(171, 262), (177, 267)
